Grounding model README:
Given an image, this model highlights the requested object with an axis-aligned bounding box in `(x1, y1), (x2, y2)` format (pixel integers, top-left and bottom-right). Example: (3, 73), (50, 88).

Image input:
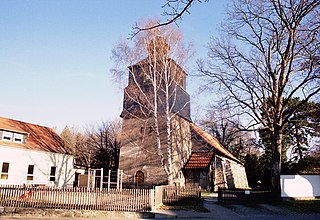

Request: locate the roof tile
(190, 123), (241, 163)
(184, 152), (214, 169)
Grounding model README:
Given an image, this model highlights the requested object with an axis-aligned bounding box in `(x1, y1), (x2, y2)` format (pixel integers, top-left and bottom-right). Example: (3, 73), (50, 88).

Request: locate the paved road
(152, 193), (320, 219)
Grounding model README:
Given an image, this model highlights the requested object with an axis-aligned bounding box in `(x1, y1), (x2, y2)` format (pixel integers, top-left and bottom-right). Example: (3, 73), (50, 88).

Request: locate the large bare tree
(199, 105), (258, 159)
(60, 126), (94, 168)
(112, 20), (193, 184)
(86, 120), (121, 170)
(197, 0), (320, 196)
(60, 120), (121, 170)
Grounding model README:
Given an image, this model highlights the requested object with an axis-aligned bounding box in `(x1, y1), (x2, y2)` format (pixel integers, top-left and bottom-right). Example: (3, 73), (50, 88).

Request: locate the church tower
(119, 36), (192, 187)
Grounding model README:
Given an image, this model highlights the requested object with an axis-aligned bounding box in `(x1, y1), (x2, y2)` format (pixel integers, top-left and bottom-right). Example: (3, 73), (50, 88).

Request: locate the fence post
(117, 169), (120, 190)
(120, 170), (123, 191)
(152, 186), (163, 211)
(100, 168), (103, 191)
(93, 169), (96, 190)
(150, 188), (155, 211)
(218, 187), (221, 204)
(87, 168), (90, 191)
(107, 170), (111, 192)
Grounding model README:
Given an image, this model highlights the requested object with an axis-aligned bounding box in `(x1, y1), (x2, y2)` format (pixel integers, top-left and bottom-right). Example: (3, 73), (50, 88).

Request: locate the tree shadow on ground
(160, 197), (210, 212)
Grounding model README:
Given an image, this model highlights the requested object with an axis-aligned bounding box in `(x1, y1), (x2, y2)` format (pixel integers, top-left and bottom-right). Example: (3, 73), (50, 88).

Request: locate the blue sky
(0, 0), (228, 132)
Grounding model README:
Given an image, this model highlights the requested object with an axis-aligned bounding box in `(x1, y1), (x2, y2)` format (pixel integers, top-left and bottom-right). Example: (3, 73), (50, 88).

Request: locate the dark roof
(129, 57), (187, 76)
(184, 152), (214, 169)
(0, 117), (67, 154)
(190, 123), (241, 164)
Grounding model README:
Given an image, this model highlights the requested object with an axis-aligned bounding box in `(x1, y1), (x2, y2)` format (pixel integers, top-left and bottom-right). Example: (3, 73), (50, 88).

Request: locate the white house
(0, 117), (75, 187)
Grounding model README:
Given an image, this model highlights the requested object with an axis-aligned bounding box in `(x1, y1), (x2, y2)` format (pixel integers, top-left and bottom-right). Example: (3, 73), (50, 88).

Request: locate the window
(13, 133), (24, 143)
(1, 162), (10, 180)
(27, 165), (34, 181)
(50, 166), (56, 182)
(0, 130), (25, 143)
(2, 131), (12, 141)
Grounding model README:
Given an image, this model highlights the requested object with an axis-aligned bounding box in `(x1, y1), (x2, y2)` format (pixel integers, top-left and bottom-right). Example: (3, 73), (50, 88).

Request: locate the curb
(0, 207), (155, 219)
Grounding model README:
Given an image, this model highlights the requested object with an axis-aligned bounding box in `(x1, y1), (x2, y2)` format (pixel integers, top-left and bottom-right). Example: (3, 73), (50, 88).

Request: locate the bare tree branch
(131, 0), (206, 38)
(198, 0), (320, 195)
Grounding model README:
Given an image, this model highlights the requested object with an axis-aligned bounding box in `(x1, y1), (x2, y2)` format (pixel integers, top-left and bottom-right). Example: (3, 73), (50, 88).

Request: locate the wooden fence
(217, 187), (277, 204)
(0, 185), (151, 212)
(162, 185), (201, 204)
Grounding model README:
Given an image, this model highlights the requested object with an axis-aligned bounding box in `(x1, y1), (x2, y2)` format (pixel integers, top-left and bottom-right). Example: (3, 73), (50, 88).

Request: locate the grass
(159, 193), (320, 214)
(222, 199), (320, 214)
(160, 197), (210, 212)
(278, 199), (320, 213)
(200, 190), (213, 197)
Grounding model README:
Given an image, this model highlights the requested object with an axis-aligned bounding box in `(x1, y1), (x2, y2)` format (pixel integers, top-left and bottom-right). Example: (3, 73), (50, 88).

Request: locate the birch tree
(197, 0), (320, 197)
(112, 20), (193, 184)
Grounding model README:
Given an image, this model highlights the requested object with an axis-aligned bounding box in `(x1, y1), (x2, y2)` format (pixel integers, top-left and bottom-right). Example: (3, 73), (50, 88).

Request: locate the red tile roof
(0, 117), (67, 154)
(190, 123), (241, 163)
(184, 152), (214, 169)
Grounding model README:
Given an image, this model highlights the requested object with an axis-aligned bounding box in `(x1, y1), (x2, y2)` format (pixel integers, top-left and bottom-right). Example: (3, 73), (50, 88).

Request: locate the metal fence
(217, 187), (277, 204)
(0, 185), (152, 212)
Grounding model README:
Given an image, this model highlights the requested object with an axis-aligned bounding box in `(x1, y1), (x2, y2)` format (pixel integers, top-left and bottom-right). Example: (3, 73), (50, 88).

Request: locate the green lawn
(200, 190), (213, 197)
(160, 197), (210, 212)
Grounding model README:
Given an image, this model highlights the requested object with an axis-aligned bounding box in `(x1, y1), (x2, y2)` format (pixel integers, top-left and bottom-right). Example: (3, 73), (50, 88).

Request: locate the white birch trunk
(164, 61), (173, 184)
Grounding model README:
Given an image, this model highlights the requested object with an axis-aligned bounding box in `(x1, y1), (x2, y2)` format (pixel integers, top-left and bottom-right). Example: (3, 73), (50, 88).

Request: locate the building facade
(184, 123), (248, 190)
(0, 117), (74, 187)
(119, 37), (248, 190)
(120, 114), (192, 186)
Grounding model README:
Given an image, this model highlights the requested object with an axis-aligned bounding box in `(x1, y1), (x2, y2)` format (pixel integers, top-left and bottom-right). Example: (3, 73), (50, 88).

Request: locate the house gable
(190, 123), (241, 164)
(0, 117), (66, 154)
(0, 117), (75, 187)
